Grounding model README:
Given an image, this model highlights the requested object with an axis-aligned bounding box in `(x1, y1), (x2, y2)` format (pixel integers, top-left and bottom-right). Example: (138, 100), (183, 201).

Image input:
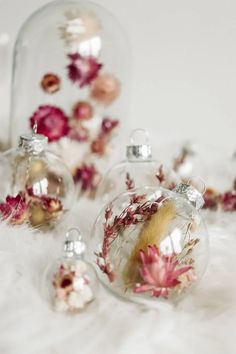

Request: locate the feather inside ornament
(123, 200), (176, 287)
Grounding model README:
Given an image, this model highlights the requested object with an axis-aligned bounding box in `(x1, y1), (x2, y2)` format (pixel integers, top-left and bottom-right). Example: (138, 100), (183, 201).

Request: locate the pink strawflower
(134, 245), (192, 298)
(67, 53), (102, 87)
(68, 125), (89, 142)
(90, 73), (120, 106)
(74, 164), (99, 191)
(0, 192), (29, 225)
(30, 105), (69, 142)
(221, 191), (236, 211)
(101, 118), (119, 135)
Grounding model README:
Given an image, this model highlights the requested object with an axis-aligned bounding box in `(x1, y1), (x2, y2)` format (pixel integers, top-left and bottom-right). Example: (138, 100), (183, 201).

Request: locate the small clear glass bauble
(10, 0), (131, 196)
(91, 182), (208, 306)
(42, 228), (98, 313)
(0, 133), (75, 230)
(97, 129), (179, 204)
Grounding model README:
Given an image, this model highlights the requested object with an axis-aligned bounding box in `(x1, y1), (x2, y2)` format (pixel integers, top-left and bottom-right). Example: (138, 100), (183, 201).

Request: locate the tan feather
(123, 201), (176, 287)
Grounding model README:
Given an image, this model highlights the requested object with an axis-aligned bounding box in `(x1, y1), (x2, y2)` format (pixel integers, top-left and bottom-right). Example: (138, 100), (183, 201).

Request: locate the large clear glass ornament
(10, 0), (131, 196)
(91, 182), (208, 306)
(97, 129), (179, 204)
(42, 228), (98, 313)
(0, 133), (75, 230)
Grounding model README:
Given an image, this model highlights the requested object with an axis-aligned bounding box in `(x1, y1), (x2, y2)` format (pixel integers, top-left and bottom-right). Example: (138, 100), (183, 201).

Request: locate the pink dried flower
(221, 191), (236, 212)
(30, 105), (69, 142)
(68, 125), (89, 142)
(74, 164), (99, 191)
(67, 53), (102, 87)
(90, 138), (106, 155)
(41, 73), (61, 94)
(90, 73), (121, 106)
(0, 192), (29, 225)
(101, 118), (119, 135)
(90, 118), (119, 156)
(134, 245), (192, 298)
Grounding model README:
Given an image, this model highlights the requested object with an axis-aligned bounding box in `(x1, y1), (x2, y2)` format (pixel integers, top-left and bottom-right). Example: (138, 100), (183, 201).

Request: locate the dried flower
(90, 73), (121, 106)
(221, 191), (236, 211)
(134, 245), (192, 298)
(74, 164), (100, 191)
(67, 53), (102, 87)
(41, 73), (61, 94)
(156, 165), (165, 184)
(0, 192), (29, 225)
(126, 173), (135, 190)
(59, 9), (102, 46)
(30, 105), (69, 142)
(90, 118), (119, 156)
(72, 101), (93, 121)
(68, 125), (89, 142)
(203, 188), (220, 210)
(90, 138), (106, 155)
(101, 118), (119, 135)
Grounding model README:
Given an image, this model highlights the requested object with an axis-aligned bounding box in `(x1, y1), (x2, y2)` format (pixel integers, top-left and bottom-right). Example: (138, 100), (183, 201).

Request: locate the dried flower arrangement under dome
(10, 0), (131, 198)
(173, 142), (236, 212)
(91, 183), (209, 305)
(0, 133), (75, 230)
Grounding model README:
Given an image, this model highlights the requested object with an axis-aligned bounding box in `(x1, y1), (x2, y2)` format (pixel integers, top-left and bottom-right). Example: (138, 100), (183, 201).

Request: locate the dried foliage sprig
(95, 193), (161, 282)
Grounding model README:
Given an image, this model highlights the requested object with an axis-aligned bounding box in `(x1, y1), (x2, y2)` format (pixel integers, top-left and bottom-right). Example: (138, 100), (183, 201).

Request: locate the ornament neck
(19, 133), (48, 155)
(174, 182), (205, 210)
(126, 129), (152, 162)
(63, 228), (86, 260)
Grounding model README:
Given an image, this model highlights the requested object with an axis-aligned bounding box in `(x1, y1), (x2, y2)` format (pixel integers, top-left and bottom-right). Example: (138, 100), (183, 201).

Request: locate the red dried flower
(30, 105), (69, 142)
(72, 101), (93, 121)
(67, 53), (102, 87)
(134, 245), (192, 298)
(74, 164), (99, 191)
(41, 73), (61, 94)
(126, 173), (135, 190)
(156, 165), (165, 184)
(203, 188), (220, 210)
(0, 192), (29, 225)
(221, 191), (236, 212)
(101, 118), (119, 135)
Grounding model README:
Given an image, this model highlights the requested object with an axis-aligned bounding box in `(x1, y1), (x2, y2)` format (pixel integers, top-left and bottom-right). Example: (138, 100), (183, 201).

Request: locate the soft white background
(0, 0), (235, 149)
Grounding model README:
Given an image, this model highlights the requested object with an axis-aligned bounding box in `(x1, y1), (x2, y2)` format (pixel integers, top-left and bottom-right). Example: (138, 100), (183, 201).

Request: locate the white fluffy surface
(0, 199), (235, 354)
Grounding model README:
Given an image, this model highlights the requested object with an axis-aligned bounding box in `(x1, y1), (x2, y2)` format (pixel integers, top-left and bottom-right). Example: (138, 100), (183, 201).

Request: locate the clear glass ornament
(10, 0), (131, 196)
(91, 181), (208, 306)
(43, 228), (98, 313)
(97, 129), (179, 204)
(0, 133), (75, 230)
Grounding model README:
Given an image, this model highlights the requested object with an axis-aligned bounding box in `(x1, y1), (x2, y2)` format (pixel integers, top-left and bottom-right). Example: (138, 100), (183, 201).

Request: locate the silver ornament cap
(64, 228), (87, 259)
(126, 129), (152, 162)
(19, 133), (48, 154)
(174, 183), (205, 210)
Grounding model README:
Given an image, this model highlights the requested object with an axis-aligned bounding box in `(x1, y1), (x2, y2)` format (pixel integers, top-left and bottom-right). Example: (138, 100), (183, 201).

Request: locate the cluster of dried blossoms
(29, 11), (121, 194)
(96, 192), (196, 298)
(203, 181), (236, 212)
(0, 189), (63, 228)
(52, 261), (94, 313)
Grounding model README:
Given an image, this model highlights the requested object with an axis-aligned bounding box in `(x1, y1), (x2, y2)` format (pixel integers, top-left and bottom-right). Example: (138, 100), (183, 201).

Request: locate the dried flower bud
(72, 101), (93, 121)
(41, 73), (61, 94)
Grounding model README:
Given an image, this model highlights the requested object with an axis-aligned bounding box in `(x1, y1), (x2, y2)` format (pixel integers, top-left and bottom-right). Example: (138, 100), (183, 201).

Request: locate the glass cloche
(91, 182), (209, 306)
(97, 129), (179, 204)
(10, 0), (131, 196)
(0, 132), (75, 230)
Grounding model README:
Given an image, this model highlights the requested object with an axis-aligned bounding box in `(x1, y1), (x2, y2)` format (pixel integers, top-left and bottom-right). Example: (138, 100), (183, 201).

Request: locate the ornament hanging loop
(64, 227), (86, 259)
(130, 128), (150, 145)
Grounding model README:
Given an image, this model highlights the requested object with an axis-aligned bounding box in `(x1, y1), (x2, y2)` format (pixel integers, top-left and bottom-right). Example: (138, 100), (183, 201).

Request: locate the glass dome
(0, 133), (75, 230)
(10, 0), (131, 196)
(91, 183), (209, 306)
(97, 129), (179, 204)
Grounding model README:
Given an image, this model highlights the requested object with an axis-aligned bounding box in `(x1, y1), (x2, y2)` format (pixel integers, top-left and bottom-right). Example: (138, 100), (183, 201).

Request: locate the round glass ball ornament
(0, 133), (75, 230)
(10, 0), (131, 196)
(97, 129), (179, 204)
(42, 228), (98, 313)
(91, 182), (208, 305)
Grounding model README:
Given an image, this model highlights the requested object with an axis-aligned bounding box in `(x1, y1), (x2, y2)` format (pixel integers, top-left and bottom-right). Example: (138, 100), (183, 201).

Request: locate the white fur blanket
(0, 197), (235, 354)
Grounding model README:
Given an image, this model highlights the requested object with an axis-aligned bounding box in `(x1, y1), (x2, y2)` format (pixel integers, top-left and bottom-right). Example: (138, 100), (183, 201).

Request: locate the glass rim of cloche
(91, 182), (209, 308)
